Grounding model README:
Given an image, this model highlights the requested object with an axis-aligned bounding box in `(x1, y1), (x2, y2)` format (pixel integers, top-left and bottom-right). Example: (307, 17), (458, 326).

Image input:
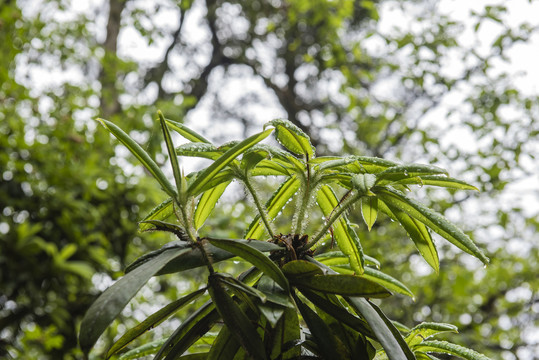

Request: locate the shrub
(80, 112), (490, 360)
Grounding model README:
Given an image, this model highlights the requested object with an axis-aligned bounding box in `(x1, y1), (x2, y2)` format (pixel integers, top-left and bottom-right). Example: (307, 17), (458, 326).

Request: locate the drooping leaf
(412, 340), (490, 360)
(295, 296), (348, 360)
(165, 118), (212, 143)
(159, 111), (185, 198)
(269, 307), (301, 359)
(317, 185), (364, 275)
(207, 238), (289, 292)
(256, 275), (294, 327)
(194, 181), (231, 230)
(379, 200), (439, 274)
(375, 188), (489, 264)
(265, 119), (315, 157)
(107, 288), (206, 358)
(125, 240), (283, 276)
(405, 323), (458, 347)
(308, 258), (415, 360)
(361, 196), (378, 231)
(214, 272), (267, 304)
(208, 274), (267, 360)
(207, 325), (240, 360)
(245, 176), (300, 240)
(361, 267), (414, 298)
(79, 246), (192, 354)
(188, 128), (273, 196)
(96, 118), (177, 198)
(154, 301), (219, 360)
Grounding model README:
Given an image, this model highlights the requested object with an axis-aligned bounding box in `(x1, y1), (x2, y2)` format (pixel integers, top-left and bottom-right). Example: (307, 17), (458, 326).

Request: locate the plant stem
(303, 192), (361, 250)
(243, 175), (275, 238)
(293, 173), (310, 235)
(175, 199), (197, 242)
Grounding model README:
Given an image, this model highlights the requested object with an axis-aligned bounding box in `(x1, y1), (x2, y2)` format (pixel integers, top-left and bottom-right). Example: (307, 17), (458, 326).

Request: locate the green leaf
(107, 288), (206, 358)
(290, 273), (391, 298)
(176, 142), (222, 160)
(265, 119), (315, 157)
(317, 185), (364, 275)
(207, 238), (289, 292)
(256, 275), (294, 327)
(159, 111), (185, 198)
(376, 164), (448, 184)
(295, 296), (348, 360)
(250, 159), (291, 176)
(361, 267), (414, 298)
(194, 181), (231, 230)
(379, 200), (439, 274)
(376, 188), (489, 264)
(412, 340), (490, 360)
(214, 272), (268, 304)
(188, 128), (273, 196)
(281, 260), (324, 277)
(154, 301), (219, 360)
(118, 339), (167, 360)
(352, 173), (377, 195)
(126, 240), (282, 276)
(79, 246), (192, 354)
(208, 274), (267, 360)
(395, 175), (479, 191)
(139, 198), (174, 231)
(269, 307), (301, 359)
(245, 176), (300, 240)
(188, 168), (235, 194)
(138, 220), (191, 242)
(405, 323), (458, 347)
(307, 257), (415, 360)
(299, 290), (375, 338)
(361, 196), (378, 231)
(165, 118), (212, 143)
(207, 325), (240, 360)
(96, 118), (177, 198)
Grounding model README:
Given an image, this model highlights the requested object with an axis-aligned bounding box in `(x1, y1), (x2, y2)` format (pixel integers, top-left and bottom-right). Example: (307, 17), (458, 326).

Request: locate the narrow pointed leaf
(214, 272), (267, 303)
(270, 307), (301, 359)
(376, 164), (448, 184)
(107, 288), (206, 358)
(176, 142), (222, 160)
(281, 260), (324, 277)
(126, 240), (283, 275)
(376, 188), (489, 264)
(154, 301), (219, 360)
(295, 297), (347, 360)
(412, 340), (490, 360)
(96, 118), (176, 198)
(245, 176), (300, 240)
(165, 118), (211, 143)
(207, 325), (240, 360)
(317, 185), (364, 274)
(139, 220), (191, 242)
(405, 323), (458, 347)
(362, 267), (414, 298)
(207, 238), (289, 292)
(79, 247), (192, 354)
(139, 198), (174, 231)
(380, 200), (439, 273)
(188, 129), (273, 196)
(250, 159), (291, 176)
(194, 181), (231, 230)
(307, 257), (415, 360)
(361, 197), (378, 231)
(395, 175), (479, 191)
(208, 274), (267, 360)
(117, 339), (167, 360)
(188, 168), (235, 194)
(266, 119), (315, 157)
(159, 111), (184, 197)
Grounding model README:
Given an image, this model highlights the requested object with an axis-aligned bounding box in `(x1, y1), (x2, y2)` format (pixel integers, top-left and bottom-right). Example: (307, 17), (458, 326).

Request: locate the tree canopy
(1, 0), (538, 359)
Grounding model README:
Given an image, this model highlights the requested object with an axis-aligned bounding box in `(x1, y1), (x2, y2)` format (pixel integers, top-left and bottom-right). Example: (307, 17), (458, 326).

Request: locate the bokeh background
(1, 0), (538, 359)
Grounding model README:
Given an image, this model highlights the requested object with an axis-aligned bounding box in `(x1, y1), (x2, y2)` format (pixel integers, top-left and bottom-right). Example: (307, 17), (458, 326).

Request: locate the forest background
(0, 0), (538, 359)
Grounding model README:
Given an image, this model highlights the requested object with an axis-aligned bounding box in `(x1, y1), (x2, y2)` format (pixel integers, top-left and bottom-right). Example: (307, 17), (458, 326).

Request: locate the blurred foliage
(1, 0), (538, 358)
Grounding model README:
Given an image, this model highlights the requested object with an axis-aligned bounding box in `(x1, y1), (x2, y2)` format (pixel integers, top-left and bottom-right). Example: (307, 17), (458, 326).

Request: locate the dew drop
(404, 170), (409, 176)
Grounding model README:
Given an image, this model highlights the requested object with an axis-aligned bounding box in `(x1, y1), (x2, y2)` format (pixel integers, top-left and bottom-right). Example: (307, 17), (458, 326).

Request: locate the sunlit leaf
(265, 119), (315, 157)
(412, 340), (490, 360)
(96, 118), (177, 198)
(176, 142), (222, 160)
(159, 111), (184, 198)
(188, 128), (273, 196)
(194, 181), (231, 230)
(361, 196), (378, 231)
(165, 118), (211, 143)
(118, 339), (167, 360)
(375, 188), (489, 264)
(376, 164), (448, 184)
(395, 175), (479, 191)
(405, 323), (458, 347)
(139, 198), (174, 232)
